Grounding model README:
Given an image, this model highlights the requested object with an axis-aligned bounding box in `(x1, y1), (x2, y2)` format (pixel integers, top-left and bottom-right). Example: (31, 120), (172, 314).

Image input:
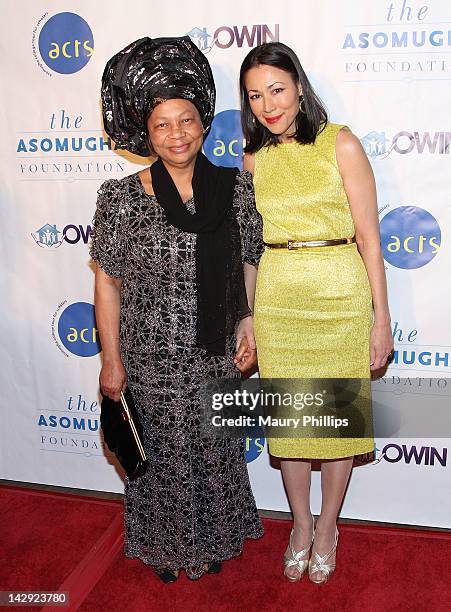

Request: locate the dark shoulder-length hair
(239, 42), (328, 153)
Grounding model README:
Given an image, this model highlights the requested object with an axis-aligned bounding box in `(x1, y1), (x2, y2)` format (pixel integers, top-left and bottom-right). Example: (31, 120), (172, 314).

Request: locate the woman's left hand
(370, 322), (394, 371)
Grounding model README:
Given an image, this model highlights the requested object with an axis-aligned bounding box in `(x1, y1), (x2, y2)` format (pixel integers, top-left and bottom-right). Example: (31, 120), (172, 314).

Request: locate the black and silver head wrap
(101, 36), (216, 157)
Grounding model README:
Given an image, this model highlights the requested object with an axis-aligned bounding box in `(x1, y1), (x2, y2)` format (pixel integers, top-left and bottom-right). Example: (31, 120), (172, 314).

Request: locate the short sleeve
(233, 171), (264, 266)
(90, 179), (126, 278)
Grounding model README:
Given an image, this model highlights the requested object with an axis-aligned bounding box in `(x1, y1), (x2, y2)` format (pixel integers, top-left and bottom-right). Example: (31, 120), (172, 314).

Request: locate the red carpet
(0, 485), (122, 610)
(1, 485), (450, 612)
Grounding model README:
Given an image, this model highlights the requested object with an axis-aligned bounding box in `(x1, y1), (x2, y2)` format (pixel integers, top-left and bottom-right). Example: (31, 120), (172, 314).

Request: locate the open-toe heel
(308, 527), (339, 585)
(283, 518), (315, 582)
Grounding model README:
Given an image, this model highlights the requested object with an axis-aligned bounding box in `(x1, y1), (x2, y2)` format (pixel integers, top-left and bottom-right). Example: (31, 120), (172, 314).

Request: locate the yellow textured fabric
(253, 123), (374, 459)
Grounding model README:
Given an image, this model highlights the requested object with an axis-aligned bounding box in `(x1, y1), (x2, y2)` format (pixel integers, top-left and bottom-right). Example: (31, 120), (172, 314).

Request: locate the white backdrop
(1, 0), (450, 527)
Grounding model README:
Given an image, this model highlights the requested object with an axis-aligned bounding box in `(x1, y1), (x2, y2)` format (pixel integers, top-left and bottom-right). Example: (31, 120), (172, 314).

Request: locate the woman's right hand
(99, 359), (127, 402)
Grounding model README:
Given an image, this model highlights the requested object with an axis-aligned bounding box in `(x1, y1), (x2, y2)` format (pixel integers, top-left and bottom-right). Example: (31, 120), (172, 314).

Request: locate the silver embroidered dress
(90, 170), (264, 578)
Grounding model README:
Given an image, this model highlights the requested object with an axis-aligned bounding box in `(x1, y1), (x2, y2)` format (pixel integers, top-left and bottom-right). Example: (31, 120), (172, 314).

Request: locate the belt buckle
(287, 240), (304, 249)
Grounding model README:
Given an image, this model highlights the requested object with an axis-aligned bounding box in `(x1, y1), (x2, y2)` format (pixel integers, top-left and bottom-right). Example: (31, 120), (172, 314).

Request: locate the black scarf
(150, 152), (250, 354)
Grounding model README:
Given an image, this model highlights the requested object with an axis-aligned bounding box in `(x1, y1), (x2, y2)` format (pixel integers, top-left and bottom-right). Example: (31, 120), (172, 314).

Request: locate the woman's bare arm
(336, 128), (393, 370)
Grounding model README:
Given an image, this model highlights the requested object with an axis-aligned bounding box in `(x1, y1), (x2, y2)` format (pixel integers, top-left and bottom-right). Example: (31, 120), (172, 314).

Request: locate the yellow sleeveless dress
(253, 123), (373, 459)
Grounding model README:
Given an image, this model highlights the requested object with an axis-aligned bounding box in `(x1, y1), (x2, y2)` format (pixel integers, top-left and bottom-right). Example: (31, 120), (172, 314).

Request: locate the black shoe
(186, 562), (222, 580)
(205, 561), (222, 574)
(153, 567), (179, 584)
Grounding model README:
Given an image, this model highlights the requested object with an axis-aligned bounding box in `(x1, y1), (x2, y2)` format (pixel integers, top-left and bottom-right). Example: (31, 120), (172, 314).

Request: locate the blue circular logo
(39, 12), (94, 74)
(58, 302), (101, 357)
(245, 435), (266, 463)
(380, 206), (441, 269)
(203, 109), (243, 168)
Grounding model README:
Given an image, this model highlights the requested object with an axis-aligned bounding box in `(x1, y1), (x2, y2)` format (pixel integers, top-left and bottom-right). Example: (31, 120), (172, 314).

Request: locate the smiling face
(146, 98), (204, 167)
(244, 64), (301, 142)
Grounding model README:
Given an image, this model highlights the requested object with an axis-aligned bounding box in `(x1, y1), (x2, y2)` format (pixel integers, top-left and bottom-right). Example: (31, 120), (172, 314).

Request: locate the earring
(299, 95), (306, 114)
(252, 115), (257, 126)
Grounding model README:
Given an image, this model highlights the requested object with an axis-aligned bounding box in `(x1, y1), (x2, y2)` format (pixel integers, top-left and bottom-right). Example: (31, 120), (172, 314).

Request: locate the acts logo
(245, 435), (266, 463)
(380, 206), (441, 269)
(203, 110), (244, 169)
(32, 12), (94, 76)
(52, 301), (101, 357)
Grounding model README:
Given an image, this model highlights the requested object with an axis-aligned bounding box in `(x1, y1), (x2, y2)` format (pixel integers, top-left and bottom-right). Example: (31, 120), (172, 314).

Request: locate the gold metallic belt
(264, 236), (356, 250)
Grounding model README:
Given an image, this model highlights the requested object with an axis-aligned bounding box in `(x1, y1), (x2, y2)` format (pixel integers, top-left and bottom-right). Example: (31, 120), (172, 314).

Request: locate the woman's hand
(100, 359), (127, 402)
(234, 336), (258, 374)
(234, 316), (257, 374)
(235, 315), (256, 351)
(370, 322), (394, 371)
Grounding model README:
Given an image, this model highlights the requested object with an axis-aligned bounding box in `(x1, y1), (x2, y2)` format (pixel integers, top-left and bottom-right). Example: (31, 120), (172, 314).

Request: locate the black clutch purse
(100, 387), (148, 479)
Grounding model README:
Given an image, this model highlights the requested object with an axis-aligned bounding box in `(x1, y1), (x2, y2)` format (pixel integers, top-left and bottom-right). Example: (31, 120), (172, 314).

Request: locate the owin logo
(380, 206), (441, 269)
(32, 223), (92, 248)
(54, 302), (101, 357)
(361, 130), (451, 159)
(187, 24), (279, 51)
(355, 444), (447, 467)
(203, 110), (244, 169)
(378, 444), (447, 467)
(38, 12), (94, 74)
(245, 436), (266, 463)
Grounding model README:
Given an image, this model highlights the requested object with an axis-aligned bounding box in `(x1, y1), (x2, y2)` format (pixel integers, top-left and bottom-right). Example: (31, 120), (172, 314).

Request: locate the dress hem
(123, 527), (264, 575)
(268, 443), (375, 460)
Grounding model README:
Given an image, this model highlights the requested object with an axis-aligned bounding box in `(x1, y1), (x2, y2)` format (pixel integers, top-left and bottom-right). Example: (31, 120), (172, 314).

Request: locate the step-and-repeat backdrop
(1, 0), (450, 527)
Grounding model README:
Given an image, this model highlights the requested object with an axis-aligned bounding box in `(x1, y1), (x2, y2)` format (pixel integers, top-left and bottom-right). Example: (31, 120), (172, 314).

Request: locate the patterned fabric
(101, 37), (216, 157)
(90, 170), (264, 578)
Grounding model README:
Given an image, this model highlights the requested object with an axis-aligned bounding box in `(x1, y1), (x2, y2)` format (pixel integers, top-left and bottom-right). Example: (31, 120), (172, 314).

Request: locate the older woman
(91, 37), (263, 582)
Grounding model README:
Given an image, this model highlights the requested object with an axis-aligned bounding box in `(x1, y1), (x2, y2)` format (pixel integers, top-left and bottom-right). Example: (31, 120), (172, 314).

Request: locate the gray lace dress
(90, 170), (264, 579)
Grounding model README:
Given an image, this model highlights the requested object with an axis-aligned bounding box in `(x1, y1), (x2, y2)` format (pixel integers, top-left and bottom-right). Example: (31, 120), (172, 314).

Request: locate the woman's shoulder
(96, 178), (120, 210)
(234, 169), (253, 191)
(95, 173), (143, 219)
(98, 172), (144, 200)
(98, 173), (135, 194)
(315, 122), (362, 162)
(333, 124), (362, 156)
(236, 167), (252, 180)
(231, 170), (254, 211)
(317, 121), (351, 141)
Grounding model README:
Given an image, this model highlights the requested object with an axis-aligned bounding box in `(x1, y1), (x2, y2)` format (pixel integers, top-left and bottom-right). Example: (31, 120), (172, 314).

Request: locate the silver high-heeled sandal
(283, 519), (315, 582)
(308, 527), (339, 584)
